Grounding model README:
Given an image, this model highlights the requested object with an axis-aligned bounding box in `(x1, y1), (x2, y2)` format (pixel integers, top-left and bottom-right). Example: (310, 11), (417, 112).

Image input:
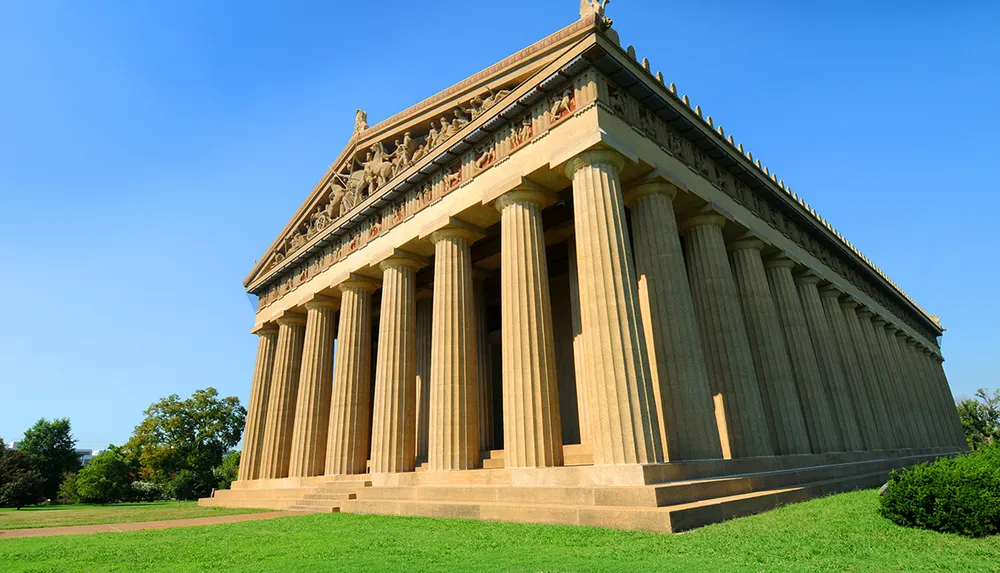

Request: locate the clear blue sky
(1, 1), (997, 449)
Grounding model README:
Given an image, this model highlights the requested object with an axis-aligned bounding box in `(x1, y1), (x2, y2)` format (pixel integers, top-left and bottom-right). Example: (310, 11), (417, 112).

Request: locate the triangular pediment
(244, 15), (605, 290)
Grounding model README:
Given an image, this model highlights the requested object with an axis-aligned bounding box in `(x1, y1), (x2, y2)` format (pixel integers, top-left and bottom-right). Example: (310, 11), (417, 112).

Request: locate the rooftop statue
(354, 109), (368, 134)
(580, 0), (612, 28)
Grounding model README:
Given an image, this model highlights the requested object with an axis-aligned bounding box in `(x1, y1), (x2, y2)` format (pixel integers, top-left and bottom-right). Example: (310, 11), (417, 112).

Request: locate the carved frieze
(254, 71), (589, 312)
(597, 76), (939, 342)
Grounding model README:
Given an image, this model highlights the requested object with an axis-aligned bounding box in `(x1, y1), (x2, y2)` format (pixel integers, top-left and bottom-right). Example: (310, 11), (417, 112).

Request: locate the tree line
(0, 387), (245, 508)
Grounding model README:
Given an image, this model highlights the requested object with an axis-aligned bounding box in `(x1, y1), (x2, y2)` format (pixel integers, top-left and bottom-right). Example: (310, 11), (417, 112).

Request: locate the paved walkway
(0, 511), (306, 539)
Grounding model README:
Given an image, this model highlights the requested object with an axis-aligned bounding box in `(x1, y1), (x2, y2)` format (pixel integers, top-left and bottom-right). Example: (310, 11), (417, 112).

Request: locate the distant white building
(6, 441), (101, 466)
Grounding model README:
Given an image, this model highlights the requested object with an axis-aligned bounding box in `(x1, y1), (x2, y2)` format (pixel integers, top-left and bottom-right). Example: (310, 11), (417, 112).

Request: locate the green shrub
(879, 445), (1000, 537)
(77, 449), (132, 504)
(127, 480), (164, 502)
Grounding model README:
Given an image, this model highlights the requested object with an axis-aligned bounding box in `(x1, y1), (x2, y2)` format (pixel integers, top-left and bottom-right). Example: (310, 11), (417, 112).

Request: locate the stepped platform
(200, 447), (956, 532)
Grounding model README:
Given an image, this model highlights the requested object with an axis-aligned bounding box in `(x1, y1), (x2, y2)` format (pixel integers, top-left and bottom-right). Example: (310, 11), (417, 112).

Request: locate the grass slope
(0, 501), (269, 530)
(2, 489), (999, 572)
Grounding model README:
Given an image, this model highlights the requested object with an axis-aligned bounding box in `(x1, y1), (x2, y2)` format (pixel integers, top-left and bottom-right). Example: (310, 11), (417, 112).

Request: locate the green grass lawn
(1, 489), (998, 572)
(0, 501), (270, 530)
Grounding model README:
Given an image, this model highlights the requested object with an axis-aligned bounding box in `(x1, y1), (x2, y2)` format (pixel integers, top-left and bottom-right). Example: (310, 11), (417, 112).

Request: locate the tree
(957, 388), (1000, 450)
(213, 450), (241, 491)
(18, 418), (81, 500)
(0, 440), (45, 509)
(58, 472), (80, 504)
(76, 447), (132, 504)
(124, 387), (245, 500)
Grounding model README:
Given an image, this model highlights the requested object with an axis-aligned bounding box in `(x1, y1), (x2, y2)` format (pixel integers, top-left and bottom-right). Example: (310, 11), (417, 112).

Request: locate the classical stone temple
(201, 3), (966, 532)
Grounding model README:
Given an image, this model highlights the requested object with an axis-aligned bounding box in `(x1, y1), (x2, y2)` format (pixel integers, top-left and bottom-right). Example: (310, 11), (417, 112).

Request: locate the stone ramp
(200, 452), (947, 531)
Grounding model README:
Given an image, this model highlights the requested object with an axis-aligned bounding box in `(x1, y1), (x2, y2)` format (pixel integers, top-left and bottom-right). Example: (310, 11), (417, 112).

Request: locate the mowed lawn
(2, 489), (999, 572)
(0, 501), (270, 530)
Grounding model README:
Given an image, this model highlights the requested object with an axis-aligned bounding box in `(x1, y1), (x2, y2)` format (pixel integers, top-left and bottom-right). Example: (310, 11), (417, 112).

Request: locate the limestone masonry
(201, 3), (966, 532)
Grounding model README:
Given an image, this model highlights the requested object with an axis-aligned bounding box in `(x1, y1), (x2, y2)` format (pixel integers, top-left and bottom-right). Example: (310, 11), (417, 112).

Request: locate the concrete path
(0, 511), (306, 539)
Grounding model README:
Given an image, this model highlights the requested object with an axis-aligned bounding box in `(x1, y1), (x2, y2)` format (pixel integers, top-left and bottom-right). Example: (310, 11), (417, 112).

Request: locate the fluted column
(794, 276), (854, 452)
(765, 258), (839, 454)
(858, 310), (905, 448)
(904, 339), (944, 446)
(624, 180), (721, 461)
(680, 210), (771, 459)
(238, 325), (279, 482)
(873, 316), (917, 447)
(840, 304), (899, 449)
(288, 296), (339, 478)
(414, 290), (433, 463)
(565, 150), (663, 465)
(927, 351), (965, 449)
(824, 293), (882, 450)
(496, 187), (563, 467)
(887, 327), (931, 447)
(428, 220), (482, 471)
(258, 312), (307, 479)
(473, 273), (495, 456)
(566, 238), (592, 447)
(728, 238), (810, 456)
(370, 251), (426, 473)
(325, 276), (378, 475)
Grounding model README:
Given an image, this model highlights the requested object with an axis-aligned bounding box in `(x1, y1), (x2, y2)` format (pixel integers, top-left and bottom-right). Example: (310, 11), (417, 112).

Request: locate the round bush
(879, 445), (1000, 537)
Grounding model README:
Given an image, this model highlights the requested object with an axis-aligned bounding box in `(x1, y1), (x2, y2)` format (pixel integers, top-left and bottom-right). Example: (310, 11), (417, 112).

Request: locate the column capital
(494, 179), (557, 212)
(379, 249), (429, 272)
(793, 270), (823, 285)
(839, 296), (860, 310)
(893, 328), (908, 339)
(623, 178), (678, 208)
(678, 207), (727, 234)
(416, 286), (433, 301)
(763, 253), (797, 270)
(275, 310), (307, 327)
(303, 293), (340, 312)
(856, 307), (874, 319)
(817, 284), (843, 299)
(429, 218), (485, 245)
(726, 233), (766, 253)
(338, 273), (380, 294)
(564, 148), (627, 180)
(905, 337), (918, 347)
(251, 323), (279, 336)
(871, 316), (887, 327)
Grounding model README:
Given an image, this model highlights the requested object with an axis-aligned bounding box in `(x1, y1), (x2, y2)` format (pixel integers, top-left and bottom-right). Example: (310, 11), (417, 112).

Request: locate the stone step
(300, 492), (358, 501)
(286, 505), (340, 514)
(339, 470), (888, 533)
(295, 497), (352, 507)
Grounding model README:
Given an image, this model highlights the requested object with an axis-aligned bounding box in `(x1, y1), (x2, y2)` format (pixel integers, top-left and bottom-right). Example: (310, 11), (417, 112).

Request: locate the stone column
(859, 311), (906, 448)
(414, 290), (433, 464)
(565, 150), (663, 465)
(238, 325), (279, 482)
(926, 351), (965, 449)
(875, 317), (920, 447)
(728, 238), (810, 456)
(887, 327), (931, 447)
(847, 306), (898, 449)
(765, 258), (839, 454)
(904, 339), (944, 447)
(625, 180), (722, 461)
(325, 276), (378, 475)
(428, 220), (483, 471)
(473, 273), (495, 456)
(288, 296), (339, 478)
(370, 251), (426, 474)
(795, 272), (861, 451)
(566, 238), (591, 448)
(680, 210), (771, 459)
(258, 312), (307, 479)
(823, 293), (881, 450)
(496, 187), (564, 467)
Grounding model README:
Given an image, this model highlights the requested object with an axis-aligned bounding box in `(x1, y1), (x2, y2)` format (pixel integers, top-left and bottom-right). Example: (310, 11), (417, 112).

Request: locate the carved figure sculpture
(354, 109), (368, 134)
(549, 88), (574, 120)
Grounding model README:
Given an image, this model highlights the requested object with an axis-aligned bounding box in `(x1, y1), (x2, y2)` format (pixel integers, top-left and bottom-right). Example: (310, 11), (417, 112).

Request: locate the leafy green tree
(213, 450), (241, 491)
(18, 418), (81, 500)
(57, 472), (80, 504)
(76, 447), (132, 504)
(0, 440), (45, 509)
(124, 388), (245, 499)
(957, 388), (1000, 450)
